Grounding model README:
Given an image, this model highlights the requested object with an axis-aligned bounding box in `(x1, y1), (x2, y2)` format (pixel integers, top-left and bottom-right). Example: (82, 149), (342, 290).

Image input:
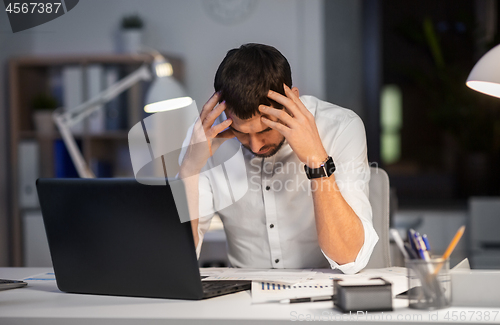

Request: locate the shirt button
(270, 224), (274, 229)
(265, 186), (271, 191)
(275, 259), (280, 263)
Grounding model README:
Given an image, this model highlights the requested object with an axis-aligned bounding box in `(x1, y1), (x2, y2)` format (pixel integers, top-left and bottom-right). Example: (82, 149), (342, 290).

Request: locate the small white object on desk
(451, 269), (500, 307)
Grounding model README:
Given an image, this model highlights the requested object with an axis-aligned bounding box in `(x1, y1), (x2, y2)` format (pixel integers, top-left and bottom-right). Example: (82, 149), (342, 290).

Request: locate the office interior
(0, 0), (499, 271)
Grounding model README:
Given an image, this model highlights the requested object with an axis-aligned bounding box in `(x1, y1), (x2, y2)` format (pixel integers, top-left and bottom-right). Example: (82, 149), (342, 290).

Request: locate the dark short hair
(214, 43), (292, 120)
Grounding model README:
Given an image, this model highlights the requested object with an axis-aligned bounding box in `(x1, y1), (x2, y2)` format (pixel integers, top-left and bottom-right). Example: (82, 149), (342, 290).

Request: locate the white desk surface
(1, 267), (500, 325)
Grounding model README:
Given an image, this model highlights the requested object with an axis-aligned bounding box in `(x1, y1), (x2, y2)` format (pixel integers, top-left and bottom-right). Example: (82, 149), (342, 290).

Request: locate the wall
(0, 0), (326, 266)
(25, 0), (325, 104)
(324, 0), (364, 118)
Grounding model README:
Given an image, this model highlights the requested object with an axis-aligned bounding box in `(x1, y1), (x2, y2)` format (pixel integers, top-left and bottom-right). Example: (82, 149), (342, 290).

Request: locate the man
(179, 43), (378, 274)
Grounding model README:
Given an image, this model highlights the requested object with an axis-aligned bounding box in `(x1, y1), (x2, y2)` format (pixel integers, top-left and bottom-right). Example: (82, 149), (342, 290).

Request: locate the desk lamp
(53, 52), (192, 178)
(466, 44), (500, 98)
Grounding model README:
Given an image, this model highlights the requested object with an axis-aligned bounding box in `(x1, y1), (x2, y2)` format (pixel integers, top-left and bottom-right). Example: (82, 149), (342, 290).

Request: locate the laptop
(36, 178), (250, 300)
(0, 279), (27, 291)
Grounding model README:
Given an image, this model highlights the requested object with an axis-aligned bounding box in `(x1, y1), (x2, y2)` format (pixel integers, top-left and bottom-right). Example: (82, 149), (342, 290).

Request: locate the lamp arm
(53, 114), (95, 178)
(53, 64), (153, 178)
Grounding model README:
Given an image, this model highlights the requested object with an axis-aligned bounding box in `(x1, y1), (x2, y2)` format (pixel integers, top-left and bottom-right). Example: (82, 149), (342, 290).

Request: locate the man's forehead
(226, 111), (270, 134)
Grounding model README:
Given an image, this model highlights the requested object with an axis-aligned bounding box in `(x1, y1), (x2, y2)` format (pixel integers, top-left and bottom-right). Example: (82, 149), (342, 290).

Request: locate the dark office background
(1, 0), (500, 267)
(380, 0), (500, 206)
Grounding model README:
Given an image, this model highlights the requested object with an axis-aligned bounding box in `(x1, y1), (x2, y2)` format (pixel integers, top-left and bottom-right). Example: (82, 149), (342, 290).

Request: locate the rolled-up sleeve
(320, 114), (379, 274)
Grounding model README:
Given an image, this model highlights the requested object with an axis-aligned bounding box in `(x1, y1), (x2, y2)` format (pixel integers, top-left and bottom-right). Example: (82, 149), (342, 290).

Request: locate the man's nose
(249, 135), (265, 153)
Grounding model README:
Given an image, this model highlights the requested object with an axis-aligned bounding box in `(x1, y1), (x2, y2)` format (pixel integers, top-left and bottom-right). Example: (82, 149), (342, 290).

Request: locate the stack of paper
(250, 267), (410, 304)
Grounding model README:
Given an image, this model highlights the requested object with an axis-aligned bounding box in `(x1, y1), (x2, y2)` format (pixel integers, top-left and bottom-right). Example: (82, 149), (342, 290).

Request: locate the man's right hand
(179, 92), (234, 178)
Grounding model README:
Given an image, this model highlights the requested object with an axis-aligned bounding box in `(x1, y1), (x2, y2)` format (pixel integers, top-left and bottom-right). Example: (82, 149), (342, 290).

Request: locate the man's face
(226, 110), (285, 158)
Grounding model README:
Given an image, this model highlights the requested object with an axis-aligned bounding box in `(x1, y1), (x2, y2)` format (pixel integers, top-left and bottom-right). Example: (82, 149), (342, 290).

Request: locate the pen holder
(406, 258), (451, 310)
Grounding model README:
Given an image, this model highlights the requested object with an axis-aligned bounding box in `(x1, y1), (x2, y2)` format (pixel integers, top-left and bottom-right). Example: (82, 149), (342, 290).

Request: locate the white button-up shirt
(180, 96), (378, 274)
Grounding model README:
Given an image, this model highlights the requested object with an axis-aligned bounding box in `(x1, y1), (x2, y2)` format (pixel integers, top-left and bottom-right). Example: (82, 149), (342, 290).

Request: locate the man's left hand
(260, 84), (328, 168)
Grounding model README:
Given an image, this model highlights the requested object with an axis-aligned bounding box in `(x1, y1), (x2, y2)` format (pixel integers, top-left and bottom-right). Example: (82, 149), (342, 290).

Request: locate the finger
(209, 118), (232, 138)
(283, 84), (311, 117)
(204, 101), (227, 130)
(283, 84), (300, 102)
(200, 92), (221, 122)
(258, 105), (296, 127)
(215, 128), (236, 139)
(267, 89), (294, 110)
(267, 89), (302, 118)
(261, 116), (290, 136)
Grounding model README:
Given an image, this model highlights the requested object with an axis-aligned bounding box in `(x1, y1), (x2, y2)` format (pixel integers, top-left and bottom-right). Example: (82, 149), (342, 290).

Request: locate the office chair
(365, 167), (392, 268)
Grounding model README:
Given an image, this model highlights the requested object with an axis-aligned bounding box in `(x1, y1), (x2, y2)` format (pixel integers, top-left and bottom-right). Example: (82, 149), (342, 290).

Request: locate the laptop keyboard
(201, 280), (251, 298)
(202, 281), (241, 290)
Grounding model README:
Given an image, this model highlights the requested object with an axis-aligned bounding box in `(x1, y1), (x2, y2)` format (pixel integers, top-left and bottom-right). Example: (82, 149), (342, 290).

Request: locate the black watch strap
(304, 156), (336, 179)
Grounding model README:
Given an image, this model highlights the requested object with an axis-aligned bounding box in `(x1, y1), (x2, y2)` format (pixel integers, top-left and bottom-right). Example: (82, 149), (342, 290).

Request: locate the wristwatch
(304, 156), (336, 179)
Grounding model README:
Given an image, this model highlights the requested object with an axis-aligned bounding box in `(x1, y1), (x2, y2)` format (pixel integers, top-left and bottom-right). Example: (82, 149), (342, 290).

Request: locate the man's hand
(259, 84), (328, 168)
(179, 92), (234, 178)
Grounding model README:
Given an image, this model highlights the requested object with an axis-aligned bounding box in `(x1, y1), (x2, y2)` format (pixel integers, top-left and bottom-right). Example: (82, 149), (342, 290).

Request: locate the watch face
(203, 0), (259, 25)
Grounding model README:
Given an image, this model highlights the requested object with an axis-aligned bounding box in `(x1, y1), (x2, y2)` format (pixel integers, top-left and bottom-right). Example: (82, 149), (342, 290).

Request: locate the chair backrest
(365, 167), (391, 268)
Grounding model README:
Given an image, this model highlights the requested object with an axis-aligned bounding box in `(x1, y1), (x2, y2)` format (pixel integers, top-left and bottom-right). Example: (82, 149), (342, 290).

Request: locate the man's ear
(291, 87), (300, 97)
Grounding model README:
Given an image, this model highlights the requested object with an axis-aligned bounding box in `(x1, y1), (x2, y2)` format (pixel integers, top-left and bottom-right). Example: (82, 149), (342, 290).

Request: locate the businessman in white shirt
(179, 43), (378, 274)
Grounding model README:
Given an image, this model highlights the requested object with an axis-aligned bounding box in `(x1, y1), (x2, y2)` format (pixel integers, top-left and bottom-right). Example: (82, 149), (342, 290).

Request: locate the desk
(1, 268), (500, 325)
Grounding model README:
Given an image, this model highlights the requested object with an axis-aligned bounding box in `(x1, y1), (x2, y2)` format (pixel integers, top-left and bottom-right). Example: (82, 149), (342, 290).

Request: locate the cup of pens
(406, 257), (451, 310)
(391, 226), (465, 310)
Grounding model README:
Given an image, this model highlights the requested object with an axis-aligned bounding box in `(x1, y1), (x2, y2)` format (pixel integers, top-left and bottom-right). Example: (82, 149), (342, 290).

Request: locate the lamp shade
(144, 60), (193, 113)
(466, 44), (500, 98)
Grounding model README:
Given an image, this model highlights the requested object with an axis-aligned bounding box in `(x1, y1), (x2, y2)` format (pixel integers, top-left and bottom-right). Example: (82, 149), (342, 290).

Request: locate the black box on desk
(334, 277), (393, 313)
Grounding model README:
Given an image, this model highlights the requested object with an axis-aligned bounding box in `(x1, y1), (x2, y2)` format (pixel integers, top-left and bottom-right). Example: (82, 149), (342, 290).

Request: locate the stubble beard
(242, 137), (286, 158)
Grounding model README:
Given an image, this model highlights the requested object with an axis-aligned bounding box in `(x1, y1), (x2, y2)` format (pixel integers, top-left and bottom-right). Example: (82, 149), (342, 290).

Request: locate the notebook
(36, 178), (249, 300)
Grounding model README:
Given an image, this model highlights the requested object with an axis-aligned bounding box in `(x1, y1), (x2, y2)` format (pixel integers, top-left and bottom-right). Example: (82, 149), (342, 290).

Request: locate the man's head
(214, 43), (292, 119)
(214, 43), (293, 157)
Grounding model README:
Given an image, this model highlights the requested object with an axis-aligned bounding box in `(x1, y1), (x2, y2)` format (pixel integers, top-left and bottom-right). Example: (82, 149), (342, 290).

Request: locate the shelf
(10, 53), (184, 83)
(8, 53), (185, 266)
(18, 130), (129, 141)
(13, 53), (160, 66)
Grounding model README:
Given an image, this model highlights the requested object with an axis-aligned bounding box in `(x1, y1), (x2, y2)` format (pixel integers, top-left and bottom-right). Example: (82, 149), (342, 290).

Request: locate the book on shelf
(62, 66), (84, 134)
(18, 140), (40, 208)
(53, 139), (79, 178)
(105, 66), (127, 131)
(87, 64), (106, 134)
(90, 159), (113, 178)
(49, 67), (63, 108)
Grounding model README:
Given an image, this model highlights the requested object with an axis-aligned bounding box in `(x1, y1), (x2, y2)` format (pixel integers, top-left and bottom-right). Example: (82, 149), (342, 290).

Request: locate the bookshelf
(8, 53), (185, 266)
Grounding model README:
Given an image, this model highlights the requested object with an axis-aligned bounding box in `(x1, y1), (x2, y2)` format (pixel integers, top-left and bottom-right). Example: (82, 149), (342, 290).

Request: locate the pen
(390, 229), (410, 260)
(408, 229), (419, 257)
(280, 295), (334, 304)
(404, 242), (419, 259)
(422, 234), (431, 252)
(415, 232), (431, 261)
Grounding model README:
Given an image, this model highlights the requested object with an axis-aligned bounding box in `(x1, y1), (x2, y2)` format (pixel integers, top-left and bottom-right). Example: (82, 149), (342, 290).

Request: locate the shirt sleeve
(177, 120), (216, 259)
(320, 114), (379, 274)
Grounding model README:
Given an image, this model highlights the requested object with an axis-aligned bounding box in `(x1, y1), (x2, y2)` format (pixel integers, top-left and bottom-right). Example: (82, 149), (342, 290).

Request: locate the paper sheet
(202, 268), (316, 283)
(23, 272), (56, 281)
(199, 267), (229, 277)
(251, 279), (333, 303)
(251, 278), (386, 304)
(359, 267), (409, 297)
(251, 267), (410, 304)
